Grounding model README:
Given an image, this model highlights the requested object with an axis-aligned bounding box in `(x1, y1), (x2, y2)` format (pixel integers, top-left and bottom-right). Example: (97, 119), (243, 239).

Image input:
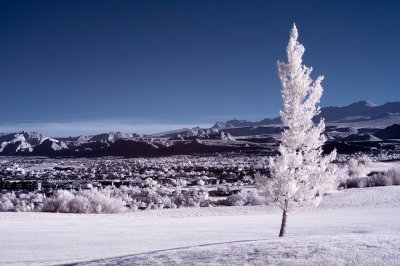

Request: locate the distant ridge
(374, 124), (400, 139)
(212, 100), (400, 129)
(0, 100), (399, 157)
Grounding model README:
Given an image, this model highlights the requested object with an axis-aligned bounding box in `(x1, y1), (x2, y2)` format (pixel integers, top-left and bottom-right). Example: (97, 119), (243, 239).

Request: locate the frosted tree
(259, 24), (338, 237)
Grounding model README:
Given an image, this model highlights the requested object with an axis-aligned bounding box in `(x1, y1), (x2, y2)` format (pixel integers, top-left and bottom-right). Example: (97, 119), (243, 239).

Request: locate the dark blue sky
(0, 0), (399, 135)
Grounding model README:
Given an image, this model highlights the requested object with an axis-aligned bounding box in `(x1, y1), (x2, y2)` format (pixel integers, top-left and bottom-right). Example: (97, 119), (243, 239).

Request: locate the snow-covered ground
(1, 186), (399, 266)
(370, 160), (400, 172)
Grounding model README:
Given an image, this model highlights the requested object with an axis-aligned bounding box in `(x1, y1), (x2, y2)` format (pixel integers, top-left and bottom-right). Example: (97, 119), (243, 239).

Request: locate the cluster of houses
(0, 154), (269, 194)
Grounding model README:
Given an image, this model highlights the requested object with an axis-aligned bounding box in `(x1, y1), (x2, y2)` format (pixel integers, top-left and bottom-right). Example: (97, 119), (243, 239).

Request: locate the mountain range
(212, 100), (400, 129)
(0, 100), (399, 157)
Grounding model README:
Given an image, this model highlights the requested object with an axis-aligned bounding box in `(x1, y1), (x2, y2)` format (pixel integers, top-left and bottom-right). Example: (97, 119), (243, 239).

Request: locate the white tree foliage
(263, 24), (338, 212)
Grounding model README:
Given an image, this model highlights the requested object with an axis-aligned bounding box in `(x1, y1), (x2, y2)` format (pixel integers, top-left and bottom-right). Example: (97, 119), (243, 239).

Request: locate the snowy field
(1, 186), (399, 266)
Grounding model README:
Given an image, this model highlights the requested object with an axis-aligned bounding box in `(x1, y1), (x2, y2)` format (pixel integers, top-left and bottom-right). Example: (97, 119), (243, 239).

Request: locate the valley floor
(1, 186), (400, 266)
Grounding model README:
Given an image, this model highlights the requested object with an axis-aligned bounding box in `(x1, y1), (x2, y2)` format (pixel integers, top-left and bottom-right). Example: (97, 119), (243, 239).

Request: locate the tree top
(291, 23), (298, 40)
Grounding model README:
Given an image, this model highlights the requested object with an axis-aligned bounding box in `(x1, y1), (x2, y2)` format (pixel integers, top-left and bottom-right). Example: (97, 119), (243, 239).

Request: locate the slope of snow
(0, 186), (399, 266)
(76, 132), (139, 143)
(80, 235), (400, 266)
(0, 132), (62, 153)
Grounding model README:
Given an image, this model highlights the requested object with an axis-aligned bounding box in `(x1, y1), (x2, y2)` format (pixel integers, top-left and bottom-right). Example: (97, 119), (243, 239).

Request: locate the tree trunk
(279, 201), (288, 237)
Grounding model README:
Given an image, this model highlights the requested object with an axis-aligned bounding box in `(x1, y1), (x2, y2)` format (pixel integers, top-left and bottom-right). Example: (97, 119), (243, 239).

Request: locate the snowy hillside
(0, 131), (67, 154)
